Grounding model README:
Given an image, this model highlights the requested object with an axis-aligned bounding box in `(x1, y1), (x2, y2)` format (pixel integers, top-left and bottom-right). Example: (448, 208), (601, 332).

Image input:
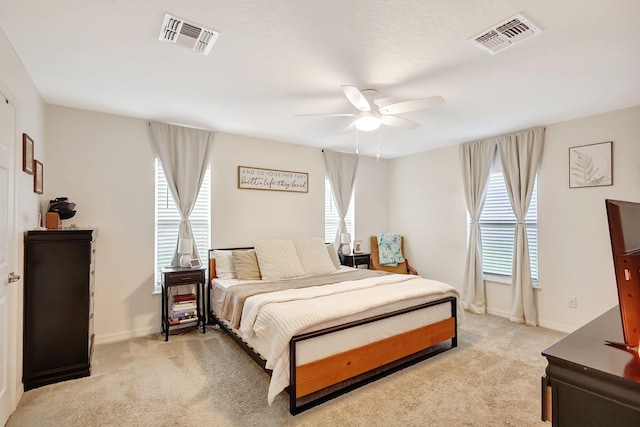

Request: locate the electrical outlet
(568, 295), (577, 308)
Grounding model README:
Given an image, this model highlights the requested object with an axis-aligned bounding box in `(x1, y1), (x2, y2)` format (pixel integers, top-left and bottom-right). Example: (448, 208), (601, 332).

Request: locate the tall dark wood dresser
(23, 229), (96, 390)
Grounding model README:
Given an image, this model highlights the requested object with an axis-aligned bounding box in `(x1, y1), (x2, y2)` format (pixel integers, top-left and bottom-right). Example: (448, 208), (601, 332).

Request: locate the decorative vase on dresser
(23, 229), (96, 390)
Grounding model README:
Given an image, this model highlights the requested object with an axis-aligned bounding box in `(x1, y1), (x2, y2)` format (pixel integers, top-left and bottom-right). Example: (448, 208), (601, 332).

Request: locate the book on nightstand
(173, 293), (196, 303)
(171, 309), (196, 317)
(172, 301), (197, 311)
(169, 316), (198, 325)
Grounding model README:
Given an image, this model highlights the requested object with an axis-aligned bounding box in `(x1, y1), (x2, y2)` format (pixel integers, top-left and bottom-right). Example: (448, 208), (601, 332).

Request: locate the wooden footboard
(288, 297), (457, 414)
(295, 317), (455, 398)
(210, 296), (457, 415)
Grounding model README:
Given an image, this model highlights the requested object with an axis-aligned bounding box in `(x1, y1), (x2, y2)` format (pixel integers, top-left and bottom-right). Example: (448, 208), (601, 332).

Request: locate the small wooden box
(45, 212), (61, 230)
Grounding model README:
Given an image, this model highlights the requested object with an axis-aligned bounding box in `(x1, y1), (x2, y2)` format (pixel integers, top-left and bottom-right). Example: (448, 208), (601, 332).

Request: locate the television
(605, 199), (640, 351)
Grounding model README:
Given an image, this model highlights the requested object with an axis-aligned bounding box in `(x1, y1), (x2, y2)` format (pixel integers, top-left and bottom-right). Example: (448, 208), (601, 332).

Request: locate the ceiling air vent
(158, 14), (219, 56)
(470, 13), (541, 54)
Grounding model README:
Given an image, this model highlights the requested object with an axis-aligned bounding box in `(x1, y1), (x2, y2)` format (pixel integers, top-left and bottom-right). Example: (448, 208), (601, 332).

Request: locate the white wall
(390, 105), (640, 332)
(536, 106), (640, 331)
(45, 105), (390, 342)
(354, 156), (390, 253)
(389, 147), (467, 288)
(45, 106), (157, 343)
(212, 136), (390, 251)
(0, 25), (47, 417)
(210, 133), (326, 246)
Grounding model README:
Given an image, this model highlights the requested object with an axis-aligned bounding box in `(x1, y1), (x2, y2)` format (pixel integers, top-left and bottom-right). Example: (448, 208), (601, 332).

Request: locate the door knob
(8, 272), (20, 283)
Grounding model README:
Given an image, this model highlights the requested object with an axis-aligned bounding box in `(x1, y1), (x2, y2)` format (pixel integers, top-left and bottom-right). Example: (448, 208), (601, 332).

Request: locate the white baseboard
(537, 319), (575, 334)
(486, 307), (510, 318)
(486, 307), (575, 333)
(94, 326), (160, 345)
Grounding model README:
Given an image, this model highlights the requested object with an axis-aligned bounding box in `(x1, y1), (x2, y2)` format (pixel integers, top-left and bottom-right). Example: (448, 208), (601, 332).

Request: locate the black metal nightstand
(161, 266), (206, 341)
(339, 253), (371, 269)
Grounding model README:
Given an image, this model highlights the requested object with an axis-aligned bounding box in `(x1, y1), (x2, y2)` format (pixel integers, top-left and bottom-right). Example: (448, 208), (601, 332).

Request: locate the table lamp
(339, 233), (351, 255)
(178, 238), (192, 267)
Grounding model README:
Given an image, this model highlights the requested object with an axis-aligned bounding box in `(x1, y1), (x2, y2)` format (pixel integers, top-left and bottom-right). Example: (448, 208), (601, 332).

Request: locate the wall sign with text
(238, 166), (308, 193)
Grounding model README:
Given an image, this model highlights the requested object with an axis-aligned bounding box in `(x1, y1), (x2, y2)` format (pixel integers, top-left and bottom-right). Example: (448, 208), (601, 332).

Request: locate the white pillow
(294, 238), (337, 275)
(255, 239), (306, 280)
(325, 244), (342, 269)
(213, 250), (237, 279)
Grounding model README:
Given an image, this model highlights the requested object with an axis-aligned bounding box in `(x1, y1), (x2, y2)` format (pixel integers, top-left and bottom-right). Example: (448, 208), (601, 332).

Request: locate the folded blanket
(220, 269), (389, 328)
(377, 233), (405, 266)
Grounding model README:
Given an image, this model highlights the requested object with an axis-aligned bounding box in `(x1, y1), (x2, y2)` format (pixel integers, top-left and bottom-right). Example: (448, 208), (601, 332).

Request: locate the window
(324, 176), (354, 243)
(478, 159), (538, 281)
(155, 159), (211, 291)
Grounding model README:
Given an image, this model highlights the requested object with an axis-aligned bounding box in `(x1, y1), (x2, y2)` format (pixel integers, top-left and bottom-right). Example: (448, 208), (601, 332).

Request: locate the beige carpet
(7, 312), (565, 427)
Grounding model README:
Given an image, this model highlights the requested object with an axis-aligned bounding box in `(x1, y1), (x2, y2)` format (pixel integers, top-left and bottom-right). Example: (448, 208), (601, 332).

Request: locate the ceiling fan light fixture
(297, 85), (444, 132)
(354, 112), (381, 132)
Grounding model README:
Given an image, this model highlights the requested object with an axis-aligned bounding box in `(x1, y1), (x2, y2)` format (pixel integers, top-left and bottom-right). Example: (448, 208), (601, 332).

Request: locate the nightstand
(339, 253), (371, 269)
(161, 267), (206, 341)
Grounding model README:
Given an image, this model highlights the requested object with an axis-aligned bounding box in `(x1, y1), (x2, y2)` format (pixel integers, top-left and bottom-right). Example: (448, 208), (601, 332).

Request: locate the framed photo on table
(353, 240), (363, 254)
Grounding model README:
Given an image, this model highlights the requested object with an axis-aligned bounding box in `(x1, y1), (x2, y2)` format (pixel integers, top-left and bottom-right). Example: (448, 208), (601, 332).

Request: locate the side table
(339, 253), (371, 269)
(161, 266), (206, 341)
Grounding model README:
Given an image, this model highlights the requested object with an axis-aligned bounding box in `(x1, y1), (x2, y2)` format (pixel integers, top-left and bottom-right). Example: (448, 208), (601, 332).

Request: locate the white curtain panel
(323, 150), (359, 247)
(460, 139), (497, 314)
(497, 127), (545, 326)
(149, 121), (214, 266)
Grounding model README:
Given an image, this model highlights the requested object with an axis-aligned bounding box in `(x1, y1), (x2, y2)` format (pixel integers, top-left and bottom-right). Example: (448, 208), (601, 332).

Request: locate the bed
(206, 239), (461, 414)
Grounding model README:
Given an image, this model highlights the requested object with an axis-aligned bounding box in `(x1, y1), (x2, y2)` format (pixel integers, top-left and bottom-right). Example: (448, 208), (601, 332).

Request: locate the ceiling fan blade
(343, 120), (356, 132)
(379, 96), (444, 115)
(381, 115), (420, 129)
(341, 85), (371, 112)
(295, 113), (355, 117)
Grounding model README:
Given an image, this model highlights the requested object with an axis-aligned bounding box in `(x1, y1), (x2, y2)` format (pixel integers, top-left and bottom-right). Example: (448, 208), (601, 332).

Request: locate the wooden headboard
(209, 258), (217, 280)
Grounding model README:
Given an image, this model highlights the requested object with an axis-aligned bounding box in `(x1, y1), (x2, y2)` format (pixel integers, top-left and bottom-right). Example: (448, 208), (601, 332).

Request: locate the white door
(0, 92), (17, 425)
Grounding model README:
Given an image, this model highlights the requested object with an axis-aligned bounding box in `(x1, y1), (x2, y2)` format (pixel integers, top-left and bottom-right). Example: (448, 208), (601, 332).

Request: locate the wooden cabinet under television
(23, 229), (96, 390)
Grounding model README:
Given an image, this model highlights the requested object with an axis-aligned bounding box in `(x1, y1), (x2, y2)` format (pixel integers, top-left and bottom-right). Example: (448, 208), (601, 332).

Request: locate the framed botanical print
(569, 141), (612, 188)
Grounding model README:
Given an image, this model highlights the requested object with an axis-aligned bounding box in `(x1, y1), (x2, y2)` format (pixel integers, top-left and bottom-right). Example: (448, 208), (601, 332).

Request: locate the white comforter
(238, 273), (460, 403)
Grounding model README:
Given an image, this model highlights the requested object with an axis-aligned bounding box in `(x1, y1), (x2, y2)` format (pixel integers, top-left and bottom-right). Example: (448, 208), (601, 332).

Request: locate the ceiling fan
(297, 85), (444, 132)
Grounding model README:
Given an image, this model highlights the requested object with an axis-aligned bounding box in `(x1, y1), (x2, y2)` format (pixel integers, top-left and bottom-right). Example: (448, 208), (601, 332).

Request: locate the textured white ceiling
(1, 0), (639, 158)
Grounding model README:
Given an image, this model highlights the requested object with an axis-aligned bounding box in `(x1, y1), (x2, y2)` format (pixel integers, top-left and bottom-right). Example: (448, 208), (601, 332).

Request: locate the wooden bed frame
(207, 249), (458, 414)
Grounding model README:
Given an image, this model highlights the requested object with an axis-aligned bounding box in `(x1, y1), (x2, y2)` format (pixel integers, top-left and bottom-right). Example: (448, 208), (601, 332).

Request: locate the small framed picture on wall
(33, 160), (43, 194)
(23, 133), (34, 174)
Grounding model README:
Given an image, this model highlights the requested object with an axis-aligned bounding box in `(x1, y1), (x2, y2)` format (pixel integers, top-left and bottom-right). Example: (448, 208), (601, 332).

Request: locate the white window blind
(155, 159), (211, 290)
(478, 162), (538, 281)
(324, 176), (354, 243)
